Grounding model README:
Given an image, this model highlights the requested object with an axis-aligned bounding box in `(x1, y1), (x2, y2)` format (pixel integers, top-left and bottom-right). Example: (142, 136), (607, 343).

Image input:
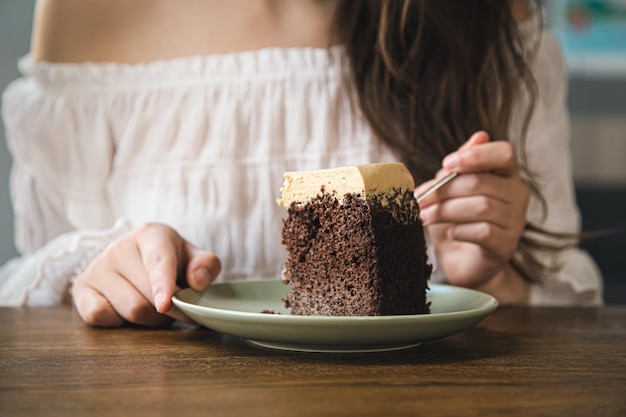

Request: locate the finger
(136, 224), (184, 314)
(419, 195), (514, 229)
(105, 230), (200, 324)
(413, 168), (451, 199)
(447, 222), (516, 263)
(82, 270), (176, 327)
(418, 172), (524, 209)
(440, 131), (490, 173)
(71, 282), (125, 328)
(416, 132), (490, 199)
(457, 130), (490, 151)
(185, 243), (222, 291)
(414, 177), (440, 201)
(109, 262), (198, 325)
(107, 237), (168, 306)
(444, 141), (517, 176)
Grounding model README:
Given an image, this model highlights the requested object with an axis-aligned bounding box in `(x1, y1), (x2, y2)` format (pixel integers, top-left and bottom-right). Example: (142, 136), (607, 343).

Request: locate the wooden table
(1, 306), (625, 417)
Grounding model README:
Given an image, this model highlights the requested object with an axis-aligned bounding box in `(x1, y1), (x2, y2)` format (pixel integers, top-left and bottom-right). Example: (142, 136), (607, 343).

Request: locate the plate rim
(171, 280), (499, 351)
(172, 279), (499, 321)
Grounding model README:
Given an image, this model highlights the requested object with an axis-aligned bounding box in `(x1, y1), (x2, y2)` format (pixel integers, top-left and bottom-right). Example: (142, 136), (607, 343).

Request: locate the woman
(0, 0), (602, 326)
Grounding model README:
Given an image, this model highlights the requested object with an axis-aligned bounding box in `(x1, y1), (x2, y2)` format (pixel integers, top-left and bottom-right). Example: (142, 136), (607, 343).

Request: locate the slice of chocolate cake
(277, 162), (432, 316)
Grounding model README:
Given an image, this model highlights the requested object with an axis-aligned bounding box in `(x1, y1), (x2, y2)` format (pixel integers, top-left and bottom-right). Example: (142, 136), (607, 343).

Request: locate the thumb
(458, 130), (490, 151)
(185, 243), (222, 291)
(443, 131), (490, 172)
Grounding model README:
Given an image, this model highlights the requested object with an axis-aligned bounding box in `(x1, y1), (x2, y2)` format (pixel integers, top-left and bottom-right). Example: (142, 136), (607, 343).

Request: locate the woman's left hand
(414, 131), (529, 289)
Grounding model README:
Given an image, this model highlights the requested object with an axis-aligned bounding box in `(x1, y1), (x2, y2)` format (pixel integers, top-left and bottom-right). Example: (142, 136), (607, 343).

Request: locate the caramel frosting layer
(277, 162), (415, 207)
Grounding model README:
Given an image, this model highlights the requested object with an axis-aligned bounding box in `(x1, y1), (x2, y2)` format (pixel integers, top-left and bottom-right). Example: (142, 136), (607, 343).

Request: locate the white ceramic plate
(172, 279), (498, 353)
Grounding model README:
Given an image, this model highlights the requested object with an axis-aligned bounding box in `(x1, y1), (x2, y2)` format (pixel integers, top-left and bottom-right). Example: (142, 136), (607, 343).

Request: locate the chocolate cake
(277, 163), (431, 316)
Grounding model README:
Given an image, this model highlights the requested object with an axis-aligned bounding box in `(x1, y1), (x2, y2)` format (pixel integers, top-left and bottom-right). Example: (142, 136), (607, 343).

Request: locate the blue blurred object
(548, 0), (626, 77)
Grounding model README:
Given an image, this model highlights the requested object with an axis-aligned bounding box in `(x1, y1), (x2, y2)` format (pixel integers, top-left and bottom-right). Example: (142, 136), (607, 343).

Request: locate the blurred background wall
(0, 0), (35, 264)
(547, 0), (626, 304)
(0, 0), (625, 302)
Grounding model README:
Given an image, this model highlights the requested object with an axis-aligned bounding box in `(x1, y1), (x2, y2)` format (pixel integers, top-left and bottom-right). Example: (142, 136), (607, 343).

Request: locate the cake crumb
(260, 310), (281, 315)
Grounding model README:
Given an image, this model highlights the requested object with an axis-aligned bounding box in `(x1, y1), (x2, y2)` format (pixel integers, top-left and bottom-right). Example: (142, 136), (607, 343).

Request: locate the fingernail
(414, 183), (430, 199)
(443, 152), (459, 171)
(192, 268), (212, 288)
(154, 293), (166, 312)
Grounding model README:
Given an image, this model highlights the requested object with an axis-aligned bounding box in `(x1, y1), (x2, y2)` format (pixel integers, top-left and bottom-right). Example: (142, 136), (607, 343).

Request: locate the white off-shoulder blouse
(0, 25), (603, 307)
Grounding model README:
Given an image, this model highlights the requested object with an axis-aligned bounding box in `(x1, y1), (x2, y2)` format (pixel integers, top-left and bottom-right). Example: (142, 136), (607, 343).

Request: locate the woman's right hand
(71, 223), (222, 328)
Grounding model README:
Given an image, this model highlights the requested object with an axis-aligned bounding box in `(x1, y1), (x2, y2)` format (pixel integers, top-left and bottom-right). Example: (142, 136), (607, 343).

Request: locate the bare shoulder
(30, 0), (335, 63)
(31, 0), (141, 62)
(31, 0), (216, 63)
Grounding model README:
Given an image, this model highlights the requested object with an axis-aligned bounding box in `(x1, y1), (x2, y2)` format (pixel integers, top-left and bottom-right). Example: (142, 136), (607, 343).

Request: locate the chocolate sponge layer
(281, 189), (431, 316)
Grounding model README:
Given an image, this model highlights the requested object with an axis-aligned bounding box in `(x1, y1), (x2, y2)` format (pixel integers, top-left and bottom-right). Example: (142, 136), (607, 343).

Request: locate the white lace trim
(24, 219), (132, 306)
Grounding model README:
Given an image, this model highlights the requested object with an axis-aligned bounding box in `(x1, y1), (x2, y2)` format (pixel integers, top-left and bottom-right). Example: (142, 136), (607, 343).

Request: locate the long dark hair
(332, 0), (562, 283)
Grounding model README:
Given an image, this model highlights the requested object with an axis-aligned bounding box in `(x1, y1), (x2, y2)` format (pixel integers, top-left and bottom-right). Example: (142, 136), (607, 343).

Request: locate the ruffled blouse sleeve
(0, 220), (130, 306)
(0, 59), (129, 306)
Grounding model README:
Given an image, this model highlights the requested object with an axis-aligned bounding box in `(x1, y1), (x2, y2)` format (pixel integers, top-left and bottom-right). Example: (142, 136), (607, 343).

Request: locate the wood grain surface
(1, 306), (625, 417)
